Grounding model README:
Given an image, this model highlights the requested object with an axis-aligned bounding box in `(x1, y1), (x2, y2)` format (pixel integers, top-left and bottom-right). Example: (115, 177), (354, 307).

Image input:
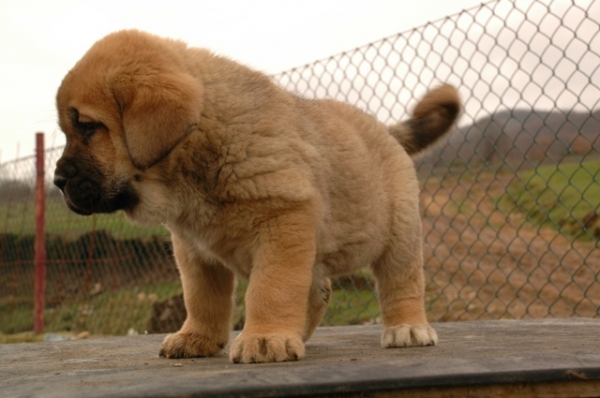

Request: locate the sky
(0, 0), (486, 163)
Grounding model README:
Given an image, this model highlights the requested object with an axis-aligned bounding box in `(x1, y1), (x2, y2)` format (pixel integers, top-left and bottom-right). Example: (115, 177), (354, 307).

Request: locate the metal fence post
(34, 132), (46, 334)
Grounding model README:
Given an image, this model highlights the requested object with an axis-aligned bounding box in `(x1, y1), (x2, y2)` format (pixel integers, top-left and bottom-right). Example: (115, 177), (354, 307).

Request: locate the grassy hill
(499, 159), (600, 241)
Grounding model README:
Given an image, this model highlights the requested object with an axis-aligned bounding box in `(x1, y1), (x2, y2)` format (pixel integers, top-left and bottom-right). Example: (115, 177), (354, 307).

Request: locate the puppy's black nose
(53, 173), (67, 191)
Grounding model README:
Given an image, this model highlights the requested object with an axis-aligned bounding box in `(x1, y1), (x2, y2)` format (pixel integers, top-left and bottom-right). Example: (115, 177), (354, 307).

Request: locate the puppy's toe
(159, 332), (226, 358)
(381, 324), (438, 348)
(229, 332), (305, 364)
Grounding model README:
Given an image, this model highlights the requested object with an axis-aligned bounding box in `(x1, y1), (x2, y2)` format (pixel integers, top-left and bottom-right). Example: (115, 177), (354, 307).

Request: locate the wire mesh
(272, 0), (600, 322)
(0, 0), (598, 336)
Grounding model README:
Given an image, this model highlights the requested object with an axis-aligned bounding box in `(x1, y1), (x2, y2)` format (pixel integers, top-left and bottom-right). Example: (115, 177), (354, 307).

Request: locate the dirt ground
(420, 172), (600, 321)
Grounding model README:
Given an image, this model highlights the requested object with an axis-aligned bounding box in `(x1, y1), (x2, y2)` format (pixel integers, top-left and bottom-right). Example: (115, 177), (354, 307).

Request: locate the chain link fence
(1, 0), (599, 337)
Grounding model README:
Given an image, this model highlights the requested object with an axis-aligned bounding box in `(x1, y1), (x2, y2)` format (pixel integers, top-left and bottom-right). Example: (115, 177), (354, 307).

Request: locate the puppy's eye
(77, 121), (105, 137)
(68, 109), (106, 138)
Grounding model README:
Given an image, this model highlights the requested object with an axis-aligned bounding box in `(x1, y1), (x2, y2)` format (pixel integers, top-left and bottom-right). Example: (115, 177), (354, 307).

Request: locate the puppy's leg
(229, 207), (316, 363)
(303, 276), (331, 341)
(160, 234), (235, 358)
(372, 195), (438, 348)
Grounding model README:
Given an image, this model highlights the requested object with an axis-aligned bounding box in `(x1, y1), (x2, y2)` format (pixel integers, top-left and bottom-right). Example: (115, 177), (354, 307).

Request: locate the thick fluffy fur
(54, 30), (460, 364)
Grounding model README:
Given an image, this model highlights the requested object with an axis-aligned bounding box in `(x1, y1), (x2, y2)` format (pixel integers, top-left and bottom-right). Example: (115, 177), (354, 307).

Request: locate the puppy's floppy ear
(113, 71), (203, 170)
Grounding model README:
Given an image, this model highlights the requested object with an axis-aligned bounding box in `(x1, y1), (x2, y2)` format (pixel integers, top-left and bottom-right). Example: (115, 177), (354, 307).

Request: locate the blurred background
(1, 0), (599, 340)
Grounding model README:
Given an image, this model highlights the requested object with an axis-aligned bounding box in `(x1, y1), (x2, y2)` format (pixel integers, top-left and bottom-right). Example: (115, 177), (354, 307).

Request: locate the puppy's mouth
(54, 163), (139, 215)
(63, 195), (94, 216)
(58, 179), (140, 215)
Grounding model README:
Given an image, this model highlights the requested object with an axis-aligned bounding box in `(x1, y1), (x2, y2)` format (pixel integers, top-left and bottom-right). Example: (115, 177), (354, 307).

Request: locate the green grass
(233, 276), (380, 329)
(2, 274), (383, 340)
(54, 281), (184, 335)
(499, 159), (600, 240)
(324, 288), (379, 326)
(0, 281), (183, 336)
(0, 199), (166, 240)
(0, 296), (34, 335)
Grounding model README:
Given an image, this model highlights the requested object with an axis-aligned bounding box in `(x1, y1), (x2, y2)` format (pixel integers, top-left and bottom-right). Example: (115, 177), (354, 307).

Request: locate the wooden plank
(1, 319), (599, 397)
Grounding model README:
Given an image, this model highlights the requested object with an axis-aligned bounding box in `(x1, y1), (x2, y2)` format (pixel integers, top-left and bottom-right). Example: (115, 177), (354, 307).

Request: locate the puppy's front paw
(381, 324), (438, 348)
(229, 332), (305, 364)
(159, 332), (226, 358)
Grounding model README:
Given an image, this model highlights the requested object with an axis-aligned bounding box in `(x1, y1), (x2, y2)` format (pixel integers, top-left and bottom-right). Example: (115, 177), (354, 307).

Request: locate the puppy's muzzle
(54, 157), (140, 215)
(54, 157), (102, 215)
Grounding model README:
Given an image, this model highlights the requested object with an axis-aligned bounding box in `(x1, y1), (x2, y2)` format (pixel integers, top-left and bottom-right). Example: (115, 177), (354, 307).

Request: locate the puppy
(54, 29), (460, 363)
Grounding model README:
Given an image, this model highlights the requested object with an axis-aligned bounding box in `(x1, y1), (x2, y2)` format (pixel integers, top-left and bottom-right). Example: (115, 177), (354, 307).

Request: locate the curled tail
(388, 84), (460, 155)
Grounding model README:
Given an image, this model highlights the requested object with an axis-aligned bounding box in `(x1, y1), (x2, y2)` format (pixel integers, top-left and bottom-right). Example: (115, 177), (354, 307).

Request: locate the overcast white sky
(0, 0), (487, 163)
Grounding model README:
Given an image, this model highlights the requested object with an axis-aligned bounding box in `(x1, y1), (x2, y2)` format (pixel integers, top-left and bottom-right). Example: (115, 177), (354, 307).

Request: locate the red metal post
(34, 132), (46, 334)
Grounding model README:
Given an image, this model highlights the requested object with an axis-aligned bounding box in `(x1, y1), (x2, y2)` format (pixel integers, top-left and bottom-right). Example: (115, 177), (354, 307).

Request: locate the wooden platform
(2, 318), (600, 397)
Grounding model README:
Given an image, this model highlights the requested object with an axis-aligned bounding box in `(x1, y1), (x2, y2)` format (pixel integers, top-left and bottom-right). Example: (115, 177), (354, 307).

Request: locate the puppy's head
(54, 30), (202, 216)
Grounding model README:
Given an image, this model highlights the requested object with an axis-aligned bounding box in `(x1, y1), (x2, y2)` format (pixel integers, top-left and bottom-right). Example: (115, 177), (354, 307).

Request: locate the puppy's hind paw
(381, 324), (438, 348)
